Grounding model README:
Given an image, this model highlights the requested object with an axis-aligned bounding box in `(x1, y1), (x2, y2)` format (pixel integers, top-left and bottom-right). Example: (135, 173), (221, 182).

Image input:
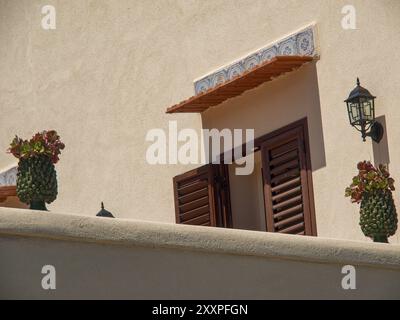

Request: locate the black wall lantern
(345, 78), (384, 143)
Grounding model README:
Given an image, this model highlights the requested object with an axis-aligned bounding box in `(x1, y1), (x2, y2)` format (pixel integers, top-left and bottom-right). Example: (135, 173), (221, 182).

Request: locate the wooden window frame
(173, 118), (316, 236)
(218, 118), (317, 236)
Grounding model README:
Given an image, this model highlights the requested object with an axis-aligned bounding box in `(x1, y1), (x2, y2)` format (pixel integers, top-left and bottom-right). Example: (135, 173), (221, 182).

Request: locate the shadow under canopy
(200, 61), (326, 172)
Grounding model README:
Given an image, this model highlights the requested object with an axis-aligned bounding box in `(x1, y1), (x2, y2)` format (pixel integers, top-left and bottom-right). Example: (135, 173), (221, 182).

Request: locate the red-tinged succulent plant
(8, 130), (65, 164)
(7, 130), (65, 211)
(345, 161), (395, 203)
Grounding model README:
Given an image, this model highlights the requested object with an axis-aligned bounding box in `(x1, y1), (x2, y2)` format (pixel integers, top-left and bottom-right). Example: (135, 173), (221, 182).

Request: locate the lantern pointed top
(345, 78), (376, 103)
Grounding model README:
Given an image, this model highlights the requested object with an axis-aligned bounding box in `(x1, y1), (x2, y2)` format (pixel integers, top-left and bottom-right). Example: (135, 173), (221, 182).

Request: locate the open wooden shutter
(262, 125), (316, 236)
(173, 164), (231, 227)
(0, 186), (17, 203)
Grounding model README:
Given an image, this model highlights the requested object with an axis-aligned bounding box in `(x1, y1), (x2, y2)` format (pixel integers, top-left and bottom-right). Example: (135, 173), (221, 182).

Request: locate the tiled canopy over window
(166, 24), (318, 113)
(193, 24), (318, 94)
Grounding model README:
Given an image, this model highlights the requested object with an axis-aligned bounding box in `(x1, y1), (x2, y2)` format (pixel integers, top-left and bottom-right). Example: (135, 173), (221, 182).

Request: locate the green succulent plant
(8, 130), (65, 210)
(345, 161), (397, 243)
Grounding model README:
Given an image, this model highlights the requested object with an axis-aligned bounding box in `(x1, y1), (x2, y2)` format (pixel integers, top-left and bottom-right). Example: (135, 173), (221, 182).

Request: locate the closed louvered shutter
(173, 164), (231, 227)
(262, 125), (315, 236)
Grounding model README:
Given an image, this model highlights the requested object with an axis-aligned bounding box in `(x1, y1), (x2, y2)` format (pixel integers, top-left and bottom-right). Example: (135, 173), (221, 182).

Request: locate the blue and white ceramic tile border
(0, 165), (17, 186)
(194, 23), (319, 95)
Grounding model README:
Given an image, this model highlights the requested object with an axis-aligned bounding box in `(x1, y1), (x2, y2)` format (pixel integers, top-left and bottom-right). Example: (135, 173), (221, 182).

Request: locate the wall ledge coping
(0, 207), (399, 270)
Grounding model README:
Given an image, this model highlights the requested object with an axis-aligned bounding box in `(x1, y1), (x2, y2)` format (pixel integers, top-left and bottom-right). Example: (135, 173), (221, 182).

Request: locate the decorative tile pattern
(260, 47), (278, 63)
(0, 166), (17, 186)
(194, 24), (317, 94)
(227, 62), (245, 80)
(278, 38), (297, 55)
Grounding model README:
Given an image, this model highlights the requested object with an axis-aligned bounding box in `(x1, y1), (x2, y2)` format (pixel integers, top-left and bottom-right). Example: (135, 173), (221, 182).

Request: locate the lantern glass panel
(361, 100), (374, 121)
(348, 101), (360, 124)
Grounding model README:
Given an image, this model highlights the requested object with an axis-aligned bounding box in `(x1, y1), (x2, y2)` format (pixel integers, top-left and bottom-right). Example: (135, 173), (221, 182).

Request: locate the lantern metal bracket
(366, 121), (384, 143)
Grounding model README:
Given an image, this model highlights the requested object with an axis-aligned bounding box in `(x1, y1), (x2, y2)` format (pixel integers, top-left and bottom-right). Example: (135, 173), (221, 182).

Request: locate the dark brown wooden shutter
(262, 125), (316, 236)
(173, 164), (231, 227)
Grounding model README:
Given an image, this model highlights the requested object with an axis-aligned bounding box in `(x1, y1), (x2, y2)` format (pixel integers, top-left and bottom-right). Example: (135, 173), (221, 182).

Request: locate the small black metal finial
(356, 77), (360, 86)
(96, 201), (115, 218)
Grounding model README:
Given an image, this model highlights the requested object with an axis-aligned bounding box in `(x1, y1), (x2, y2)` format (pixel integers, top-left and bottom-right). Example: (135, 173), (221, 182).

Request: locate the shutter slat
(178, 178), (208, 196)
(270, 167), (300, 185)
(180, 205), (210, 222)
(270, 158), (299, 175)
(275, 213), (304, 228)
(273, 205), (303, 219)
(272, 194), (302, 211)
(179, 187), (209, 205)
(269, 149), (298, 166)
(270, 139), (297, 158)
(271, 176), (301, 193)
(272, 185), (302, 202)
(179, 196), (209, 213)
(182, 213), (210, 225)
(278, 221), (305, 234)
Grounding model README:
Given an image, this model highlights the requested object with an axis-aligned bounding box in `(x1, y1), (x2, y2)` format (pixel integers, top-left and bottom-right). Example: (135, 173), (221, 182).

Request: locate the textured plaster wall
(4, 235), (400, 299)
(1, 209), (399, 299)
(1, 1), (400, 243)
(0, 0), (204, 221)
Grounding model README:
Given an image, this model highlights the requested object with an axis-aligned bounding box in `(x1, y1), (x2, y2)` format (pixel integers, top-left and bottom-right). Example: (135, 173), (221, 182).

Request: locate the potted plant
(7, 130), (65, 211)
(345, 161), (398, 243)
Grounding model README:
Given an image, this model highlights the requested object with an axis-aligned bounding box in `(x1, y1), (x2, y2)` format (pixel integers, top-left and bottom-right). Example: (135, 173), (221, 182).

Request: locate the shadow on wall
(372, 115), (390, 168)
(200, 61), (326, 172)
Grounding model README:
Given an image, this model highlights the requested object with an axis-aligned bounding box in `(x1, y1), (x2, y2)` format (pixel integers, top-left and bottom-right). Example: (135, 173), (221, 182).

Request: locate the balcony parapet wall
(0, 207), (399, 299)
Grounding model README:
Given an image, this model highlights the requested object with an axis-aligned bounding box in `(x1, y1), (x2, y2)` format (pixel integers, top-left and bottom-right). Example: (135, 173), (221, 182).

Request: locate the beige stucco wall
(1, 1), (400, 242)
(1, 208), (400, 299)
